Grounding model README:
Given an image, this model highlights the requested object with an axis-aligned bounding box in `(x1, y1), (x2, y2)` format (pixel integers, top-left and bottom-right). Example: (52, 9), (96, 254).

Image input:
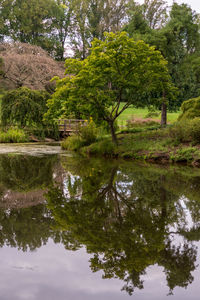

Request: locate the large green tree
(45, 32), (175, 143)
(0, 0), (55, 42)
(125, 2), (200, 105)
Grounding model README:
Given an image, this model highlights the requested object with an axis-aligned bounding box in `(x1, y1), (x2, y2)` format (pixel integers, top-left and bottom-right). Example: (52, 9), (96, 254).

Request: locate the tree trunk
(109, 121), (118, 145)
(161, 102), (167, 127)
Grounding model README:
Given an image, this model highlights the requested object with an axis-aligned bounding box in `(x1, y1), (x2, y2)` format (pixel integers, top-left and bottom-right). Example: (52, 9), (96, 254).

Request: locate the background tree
(127, 0), (168, 33)
(125, 2), (200, 105)
(0, 0), (55, 46)
(142, 0), (168, 29)
(1, 87), (50, 127)
(45, 32), (175, 143)
(67, 0), (128, 59)
(50, 0), (72, 60)
(0, 42), (65, 90)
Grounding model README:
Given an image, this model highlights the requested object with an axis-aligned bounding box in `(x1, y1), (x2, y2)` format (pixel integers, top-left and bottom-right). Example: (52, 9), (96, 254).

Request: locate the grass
(78, 125), (200, 166)
(0, 128), (28, 143)
(117, 104), (180, 123)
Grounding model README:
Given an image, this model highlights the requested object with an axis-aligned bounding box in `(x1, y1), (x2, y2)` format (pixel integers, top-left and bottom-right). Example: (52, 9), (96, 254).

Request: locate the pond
(0, 144), (200, 299)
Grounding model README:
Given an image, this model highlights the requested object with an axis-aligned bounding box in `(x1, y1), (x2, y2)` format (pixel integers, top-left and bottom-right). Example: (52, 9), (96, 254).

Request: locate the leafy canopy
(45, 32), (175, 141)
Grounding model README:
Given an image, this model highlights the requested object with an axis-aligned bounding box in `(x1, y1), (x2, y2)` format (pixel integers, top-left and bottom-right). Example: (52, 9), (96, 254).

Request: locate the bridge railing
(58, 119), (87, 135)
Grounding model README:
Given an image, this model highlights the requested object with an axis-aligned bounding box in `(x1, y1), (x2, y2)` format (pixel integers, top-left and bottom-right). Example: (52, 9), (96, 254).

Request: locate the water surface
(0, 144), (200, 299)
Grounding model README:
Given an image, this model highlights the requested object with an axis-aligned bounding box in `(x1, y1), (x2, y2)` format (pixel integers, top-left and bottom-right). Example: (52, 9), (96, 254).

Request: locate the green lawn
(118, 104), (180, 124)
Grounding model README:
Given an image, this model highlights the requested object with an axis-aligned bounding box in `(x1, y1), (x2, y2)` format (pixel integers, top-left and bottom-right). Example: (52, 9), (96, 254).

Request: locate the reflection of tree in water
(0, 204), (60, 251)
(0, 154), (61, 209)
(46, 158), (200, 295)
(0, 154), (58, 192)
(0, 154), (62, 251)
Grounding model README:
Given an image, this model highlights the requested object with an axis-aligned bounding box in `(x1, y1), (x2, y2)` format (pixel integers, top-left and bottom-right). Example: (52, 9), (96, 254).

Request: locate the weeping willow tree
(1, 87), (50, 127)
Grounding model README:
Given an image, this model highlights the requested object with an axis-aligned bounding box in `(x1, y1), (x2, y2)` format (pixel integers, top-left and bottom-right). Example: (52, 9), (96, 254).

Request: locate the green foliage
(169, 118), (200, 144)
(0, 128), (28, 143)
(1, 87), (50, 127)
(179, 96), (200, 121)
(46, 32), (175, 143)
(61, 135), (86, 151)
(79, 119), (97, 144)
(81, 139), (115, 156)
(126, 3), (200, 105)
(170, 147), (197, 162)
(46, 157), (200, 294)
(145, 111), (160, 118)
(61, 120), (98, 151)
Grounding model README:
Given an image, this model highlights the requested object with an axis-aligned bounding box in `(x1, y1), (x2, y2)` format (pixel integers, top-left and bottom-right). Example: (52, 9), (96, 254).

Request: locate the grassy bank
(80, 129), (200, 166)
(62, 118), (200, 167)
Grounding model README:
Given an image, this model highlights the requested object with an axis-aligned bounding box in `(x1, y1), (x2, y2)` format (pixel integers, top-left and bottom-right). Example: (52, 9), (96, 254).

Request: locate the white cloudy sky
(138, 0), (199, 12)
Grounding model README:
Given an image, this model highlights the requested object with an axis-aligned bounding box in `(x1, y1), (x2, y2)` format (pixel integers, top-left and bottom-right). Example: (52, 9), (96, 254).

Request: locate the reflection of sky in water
(0, 238), (200, 300)
(0, 150), (199, 299)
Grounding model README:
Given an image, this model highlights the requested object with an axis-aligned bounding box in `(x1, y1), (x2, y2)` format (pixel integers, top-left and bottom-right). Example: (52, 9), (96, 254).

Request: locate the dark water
(1, 145), (200, 299)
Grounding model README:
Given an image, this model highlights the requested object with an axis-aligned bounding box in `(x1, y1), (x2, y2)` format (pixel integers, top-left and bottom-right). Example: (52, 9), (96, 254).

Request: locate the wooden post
(64, 120), (66, 135)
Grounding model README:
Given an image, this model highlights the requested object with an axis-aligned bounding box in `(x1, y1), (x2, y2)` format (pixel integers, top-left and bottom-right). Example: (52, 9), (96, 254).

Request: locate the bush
(170, 147), (197, 162)
(0, 128), (28, 143)
(169, 118), (200, 144)
(169, 121), (190, 142)
(82, 139), (115, 156)
(61, 135), (85, 151)
(79, 119), (97, 144)
(189, 118), (200, 144)
(178, 96), (200, 121)
(25, 124), (59, 140)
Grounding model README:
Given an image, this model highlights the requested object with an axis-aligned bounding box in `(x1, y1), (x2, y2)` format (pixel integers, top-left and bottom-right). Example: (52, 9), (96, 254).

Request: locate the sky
(138, 0), (200, 12)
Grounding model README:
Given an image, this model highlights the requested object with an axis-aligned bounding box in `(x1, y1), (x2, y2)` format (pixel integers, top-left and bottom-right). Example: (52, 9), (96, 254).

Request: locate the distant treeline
(0, 0), (200, 103)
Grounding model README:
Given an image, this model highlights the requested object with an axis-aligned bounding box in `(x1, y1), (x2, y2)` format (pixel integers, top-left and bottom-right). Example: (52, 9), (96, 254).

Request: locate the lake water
(0, 144), (200, 299)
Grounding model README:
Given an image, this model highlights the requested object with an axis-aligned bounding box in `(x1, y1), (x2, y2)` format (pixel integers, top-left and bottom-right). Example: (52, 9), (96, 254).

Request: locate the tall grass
(0, 128), (28, 143)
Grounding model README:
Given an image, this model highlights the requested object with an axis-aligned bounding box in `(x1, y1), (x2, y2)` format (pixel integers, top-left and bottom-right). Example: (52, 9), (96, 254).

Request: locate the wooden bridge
(58, 119), (87, 136)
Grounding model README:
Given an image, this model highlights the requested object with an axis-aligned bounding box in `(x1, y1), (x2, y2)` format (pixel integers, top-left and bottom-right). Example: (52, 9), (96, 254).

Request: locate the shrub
(170, 147), (197, 162)
(61, 120), (98, 151)
(61, 136), (85, 151)
(178, 96), (200, 121)
(82, 139), (115, 156)
(169, 121), (190, 142)
(79, 119), (97, 144)
(0, 128), (28, 143)
(169, 118), (200, 144)
(188, 118), (200, 144)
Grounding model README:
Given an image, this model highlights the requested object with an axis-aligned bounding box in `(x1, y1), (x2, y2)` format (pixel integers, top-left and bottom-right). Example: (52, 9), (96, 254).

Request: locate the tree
(0, 0), (55, 43)
(0, 42), (65, 90)
(124, 2), (200, 120)
(69, 0), (128, 59)
(1, 87), (50, 127)
(142, 0), (168, 29)
(45, 32), (175, 143)
(133, 3), (200, 105)
(50, 0), (73, 60)
(126, 0), (168, 35)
